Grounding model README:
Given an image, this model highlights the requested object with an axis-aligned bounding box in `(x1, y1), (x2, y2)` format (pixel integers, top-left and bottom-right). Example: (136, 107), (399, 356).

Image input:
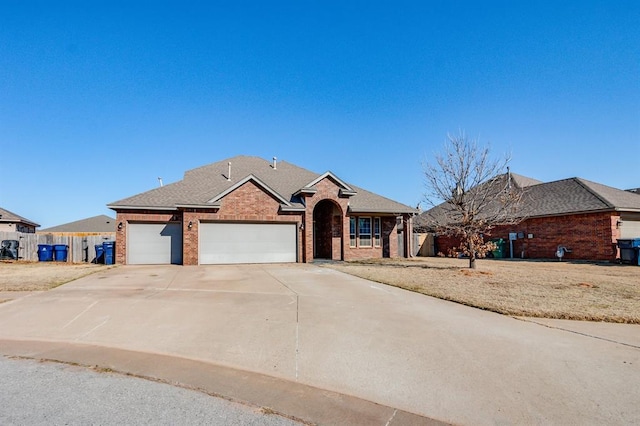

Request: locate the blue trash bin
(37, 244), (54, 262)
(103, 241), (115, 265)
(95, 244), (105, 264)
(53, 244), (68, 262)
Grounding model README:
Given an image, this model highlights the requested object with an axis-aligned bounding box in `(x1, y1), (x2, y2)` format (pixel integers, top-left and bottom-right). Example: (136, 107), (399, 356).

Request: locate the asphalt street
(0, 356), (300, 426)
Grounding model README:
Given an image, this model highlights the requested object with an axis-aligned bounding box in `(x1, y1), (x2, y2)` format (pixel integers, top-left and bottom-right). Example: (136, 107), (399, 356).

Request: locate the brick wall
(183, 181), (303, 265)
(434, 211), (619, 261)
(303, 178), (350, 262)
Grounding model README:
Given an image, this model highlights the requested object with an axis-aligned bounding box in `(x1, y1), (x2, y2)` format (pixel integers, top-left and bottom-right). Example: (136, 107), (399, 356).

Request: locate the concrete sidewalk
(0, 264), (638, 425)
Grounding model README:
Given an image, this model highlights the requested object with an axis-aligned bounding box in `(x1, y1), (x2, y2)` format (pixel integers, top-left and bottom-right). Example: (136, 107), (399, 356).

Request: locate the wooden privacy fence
(0, 232), (116, 263)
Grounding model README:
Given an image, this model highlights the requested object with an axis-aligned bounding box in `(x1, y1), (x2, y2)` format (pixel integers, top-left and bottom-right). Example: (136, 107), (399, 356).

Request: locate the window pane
(358, 217), (371, 234)
(359, 217), (371, 247)
(350, 217), (356, 247)
(374, 217), (381, 247)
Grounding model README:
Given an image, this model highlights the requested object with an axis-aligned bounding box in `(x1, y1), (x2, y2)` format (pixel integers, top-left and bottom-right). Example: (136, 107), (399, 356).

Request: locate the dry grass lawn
(325, 257), (640, 324)
(0, 262), (113, 293)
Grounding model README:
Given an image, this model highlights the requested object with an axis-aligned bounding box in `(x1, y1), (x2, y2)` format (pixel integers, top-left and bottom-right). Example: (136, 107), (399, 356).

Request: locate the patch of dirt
(0, 262), (115, 291)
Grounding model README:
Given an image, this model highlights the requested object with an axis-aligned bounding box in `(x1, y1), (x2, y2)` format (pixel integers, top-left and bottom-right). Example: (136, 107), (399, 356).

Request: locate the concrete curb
(0, 339), (448, 426)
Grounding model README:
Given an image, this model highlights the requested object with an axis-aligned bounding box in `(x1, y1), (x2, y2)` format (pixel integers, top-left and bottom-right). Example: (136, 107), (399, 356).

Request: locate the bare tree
(421, 131), (524, 269)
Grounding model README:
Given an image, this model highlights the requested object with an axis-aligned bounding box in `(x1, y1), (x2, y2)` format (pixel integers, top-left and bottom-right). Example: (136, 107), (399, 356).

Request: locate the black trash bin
(617, 238), (640, 266)
(0, 240), (19, 260)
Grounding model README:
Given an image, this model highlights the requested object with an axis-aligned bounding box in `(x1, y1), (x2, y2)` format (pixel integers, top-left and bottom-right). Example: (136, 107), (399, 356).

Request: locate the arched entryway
(313, 199), (343, 260)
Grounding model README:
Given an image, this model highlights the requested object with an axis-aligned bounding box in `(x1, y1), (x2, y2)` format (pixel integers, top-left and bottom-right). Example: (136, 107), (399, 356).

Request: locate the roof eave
(279, 205), (306, 212)
(339, 189), (357, 197)
(107, 205), (178, 211)
(526, 207), (617, 219)
(0, 219), (40, 227)
(293, 188), (318, 197)
(348, 207), (418, 215)
(175, 204), (221, 209)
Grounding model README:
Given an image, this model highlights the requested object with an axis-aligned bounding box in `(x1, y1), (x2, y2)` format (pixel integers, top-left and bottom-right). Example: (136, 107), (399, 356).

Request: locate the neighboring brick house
(108, 156), (417, 265)
(0, 207), (39, 233)
(419, 174), (640, 262)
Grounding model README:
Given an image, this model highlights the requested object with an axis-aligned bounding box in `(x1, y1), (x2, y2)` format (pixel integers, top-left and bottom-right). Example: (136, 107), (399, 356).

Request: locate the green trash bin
(490, 238), (505, 258)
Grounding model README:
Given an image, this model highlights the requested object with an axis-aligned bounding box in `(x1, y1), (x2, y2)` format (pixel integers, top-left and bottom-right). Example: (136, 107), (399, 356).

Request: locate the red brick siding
(435, 211), (619, 261)
(303, 178), (350, 262)
(183, 181), (303, 265)
(343, 216), (399, 260)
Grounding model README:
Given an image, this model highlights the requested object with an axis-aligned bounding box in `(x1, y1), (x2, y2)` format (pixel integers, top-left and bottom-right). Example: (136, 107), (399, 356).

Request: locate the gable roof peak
(303, 171), (355, 192)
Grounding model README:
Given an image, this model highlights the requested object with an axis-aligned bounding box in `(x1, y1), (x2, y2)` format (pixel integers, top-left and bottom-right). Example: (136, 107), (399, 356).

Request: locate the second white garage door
(199, 222), (297, 264)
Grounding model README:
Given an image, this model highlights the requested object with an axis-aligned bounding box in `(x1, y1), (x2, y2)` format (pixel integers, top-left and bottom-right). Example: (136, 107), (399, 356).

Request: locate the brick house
(0, 207), (39, 233)
(419, 174), (640, 261)
(108, 156), (417, 265)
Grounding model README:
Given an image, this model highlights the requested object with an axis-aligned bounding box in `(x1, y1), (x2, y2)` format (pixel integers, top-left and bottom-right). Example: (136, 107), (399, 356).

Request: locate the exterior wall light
(117, 222), (123, 230)
(188, 221), (193, 230)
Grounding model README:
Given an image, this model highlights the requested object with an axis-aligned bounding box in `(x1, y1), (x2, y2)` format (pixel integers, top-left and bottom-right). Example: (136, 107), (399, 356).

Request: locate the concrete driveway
(0, 264), (638, 425)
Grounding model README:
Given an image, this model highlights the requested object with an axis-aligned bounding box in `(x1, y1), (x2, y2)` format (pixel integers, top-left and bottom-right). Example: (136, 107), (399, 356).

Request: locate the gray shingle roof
(418, 174), (640, 230)
(0, 207), (40, 227)
(39, 215), (116, 233)
(520, 178), (640, 216)
(510, 173), (543, 188)
(108, 156), (416, 214)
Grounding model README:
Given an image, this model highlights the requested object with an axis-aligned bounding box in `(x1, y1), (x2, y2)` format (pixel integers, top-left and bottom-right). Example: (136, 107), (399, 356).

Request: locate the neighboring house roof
(0, 207), (40, 227)
(418, 174), (640, 230)
(510, 173), (543, 188)
(108, 156), (417, 215)
(39, 215), (116, 233)
(521, 178), (640, 217)
(627, 188), (640, 195)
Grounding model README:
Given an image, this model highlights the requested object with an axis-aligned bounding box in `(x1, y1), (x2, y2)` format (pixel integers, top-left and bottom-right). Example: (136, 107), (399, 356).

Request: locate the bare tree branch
(420, 131), (524, 268)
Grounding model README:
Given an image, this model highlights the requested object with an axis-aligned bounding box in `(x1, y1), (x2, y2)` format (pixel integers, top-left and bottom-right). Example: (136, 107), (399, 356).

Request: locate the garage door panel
(128, 223), (182, 265)
(200, 223), (296, 264)
(620, 220), (640, 239)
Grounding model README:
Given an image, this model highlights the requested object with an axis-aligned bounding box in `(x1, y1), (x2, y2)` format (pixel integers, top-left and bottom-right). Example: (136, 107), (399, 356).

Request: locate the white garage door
(200, 222), (297, 264)
(621, 220), (640, 239)
(128, 223), (182, 265)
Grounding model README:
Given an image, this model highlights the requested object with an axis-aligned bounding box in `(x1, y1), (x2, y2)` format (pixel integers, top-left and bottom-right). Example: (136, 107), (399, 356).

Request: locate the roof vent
(157, 177), (163, 187)
(227, 162), (232, 181)
(272, 157), (277, 170)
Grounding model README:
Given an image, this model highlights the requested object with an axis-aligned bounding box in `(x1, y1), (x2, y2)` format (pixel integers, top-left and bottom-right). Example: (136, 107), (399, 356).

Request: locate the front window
(358, 217), (372, 247)
(374, 217), (381, 247)
(349, 217), (356, 247)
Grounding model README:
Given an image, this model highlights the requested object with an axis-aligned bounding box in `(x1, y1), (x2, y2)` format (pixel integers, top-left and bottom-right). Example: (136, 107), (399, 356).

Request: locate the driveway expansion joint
(514, 317), (640, 350)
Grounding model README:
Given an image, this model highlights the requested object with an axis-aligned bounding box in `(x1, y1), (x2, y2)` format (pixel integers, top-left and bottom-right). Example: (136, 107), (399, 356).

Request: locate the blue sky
(1, 1), (638, 228)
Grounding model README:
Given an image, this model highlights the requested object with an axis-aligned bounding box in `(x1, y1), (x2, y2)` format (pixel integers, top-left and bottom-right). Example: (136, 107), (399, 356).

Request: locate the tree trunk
(468, 240), (477, 269)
